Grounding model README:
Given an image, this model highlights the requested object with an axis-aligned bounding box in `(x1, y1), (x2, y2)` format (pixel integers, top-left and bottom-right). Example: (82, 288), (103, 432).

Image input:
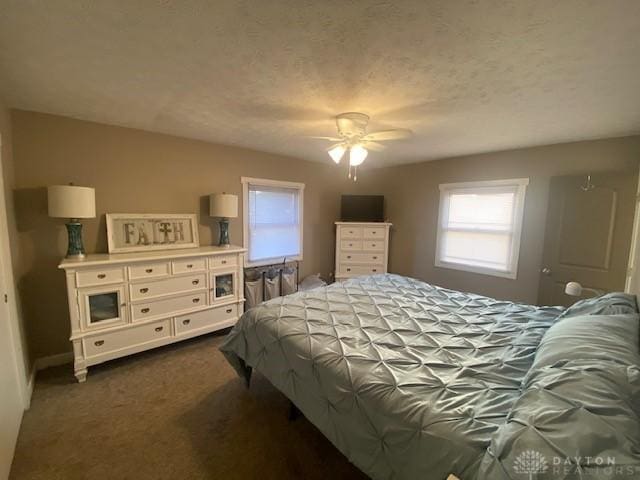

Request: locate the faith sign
(106, 213), (200, 253)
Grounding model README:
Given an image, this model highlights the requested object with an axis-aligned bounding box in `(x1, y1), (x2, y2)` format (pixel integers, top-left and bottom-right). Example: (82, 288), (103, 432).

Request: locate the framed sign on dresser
(59, 245), (246, 382)
(335, 222), (392, 281)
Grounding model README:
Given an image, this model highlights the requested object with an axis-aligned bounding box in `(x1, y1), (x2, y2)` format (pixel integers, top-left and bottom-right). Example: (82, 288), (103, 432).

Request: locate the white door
(538, 172), (637, 306)
(0, 137), (24, 479)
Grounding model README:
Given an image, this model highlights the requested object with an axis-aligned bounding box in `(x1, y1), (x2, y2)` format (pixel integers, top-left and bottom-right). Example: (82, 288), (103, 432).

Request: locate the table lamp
(564, 281), (604, 297)
(209, 193), (238, 247)
(48, 184), (96, 259)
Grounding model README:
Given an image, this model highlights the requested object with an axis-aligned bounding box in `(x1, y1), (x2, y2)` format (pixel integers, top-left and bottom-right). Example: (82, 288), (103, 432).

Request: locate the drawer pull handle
(97, 274), (106, 279)
(347, 255), (351, 259)
(192, 298), (200, 303)
(186, 264), (193, 268)
(349, 243), (353, 247)
(372, 244), (376, 247)
(94, 340), (104, 347)
(373, 256), (378, 260)
(155, 326), (163, 332)
(221, 260), (227, 264)
(182, 319), (191, 325)
(145, 268), (153, 273)
(226, 308), (233, 313)
(192, 280), (199, 285)
(372, 269), (377, 272)
(346, 268), (351, 272)
(140, 288), (149, 293)
(141, 308), (150, 313)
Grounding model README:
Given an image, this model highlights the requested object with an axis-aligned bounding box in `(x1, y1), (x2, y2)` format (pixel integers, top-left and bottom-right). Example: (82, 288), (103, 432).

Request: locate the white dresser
(334, 222), (392, 281)
(59, 245), (246, 382)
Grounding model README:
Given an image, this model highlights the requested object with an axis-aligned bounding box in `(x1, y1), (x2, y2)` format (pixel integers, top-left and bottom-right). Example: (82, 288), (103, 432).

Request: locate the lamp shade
(564, 281), (583, 297)
(349, 145), (368, 166)
(209, 193), (238, 218)
(47, 185), (96, 219)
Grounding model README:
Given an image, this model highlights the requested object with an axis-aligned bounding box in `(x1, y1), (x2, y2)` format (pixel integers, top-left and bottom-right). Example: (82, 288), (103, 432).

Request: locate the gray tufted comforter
(221, 274), (567, 479)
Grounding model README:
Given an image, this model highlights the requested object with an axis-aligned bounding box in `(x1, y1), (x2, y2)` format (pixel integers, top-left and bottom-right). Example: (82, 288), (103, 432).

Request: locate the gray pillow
(558, 292), (638, 319)
(529, 313), (640, 371)
(477, 313), (640, 479)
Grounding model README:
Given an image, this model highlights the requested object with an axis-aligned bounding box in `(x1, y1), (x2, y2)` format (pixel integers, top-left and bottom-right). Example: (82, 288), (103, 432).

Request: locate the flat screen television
(341, 195), (384, 222)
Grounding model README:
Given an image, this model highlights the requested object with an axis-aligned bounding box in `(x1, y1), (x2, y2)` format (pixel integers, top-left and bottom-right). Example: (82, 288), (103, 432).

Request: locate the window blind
(436, 180), (528, 278)
(247, 184), (301, 263)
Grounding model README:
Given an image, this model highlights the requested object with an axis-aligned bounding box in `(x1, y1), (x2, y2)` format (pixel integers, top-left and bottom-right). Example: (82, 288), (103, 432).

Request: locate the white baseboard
(34, 351), (73, 371)
(24, 369), (35, 409)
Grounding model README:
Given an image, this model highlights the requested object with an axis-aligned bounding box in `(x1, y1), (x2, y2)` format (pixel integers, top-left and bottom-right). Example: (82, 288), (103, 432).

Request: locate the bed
(220, 274), (640, 480)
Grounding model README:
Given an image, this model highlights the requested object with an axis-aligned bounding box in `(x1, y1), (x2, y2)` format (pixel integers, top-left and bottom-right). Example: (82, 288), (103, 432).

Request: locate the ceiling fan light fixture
(349, 145), (368, 166)
(328, 145), (346, 164)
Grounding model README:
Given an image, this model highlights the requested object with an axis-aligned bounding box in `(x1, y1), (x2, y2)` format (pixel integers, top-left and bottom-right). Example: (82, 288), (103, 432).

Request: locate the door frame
(0, 132), (29, 407)
(625, 169), (640, 295)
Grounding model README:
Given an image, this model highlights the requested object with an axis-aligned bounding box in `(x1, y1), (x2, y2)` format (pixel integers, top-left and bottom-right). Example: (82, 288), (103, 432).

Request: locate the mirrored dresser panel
(60, 245), (246, 382)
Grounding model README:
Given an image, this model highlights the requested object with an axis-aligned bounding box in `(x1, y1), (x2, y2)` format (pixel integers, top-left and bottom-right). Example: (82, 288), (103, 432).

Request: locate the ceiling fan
(312, 112), (412, 180)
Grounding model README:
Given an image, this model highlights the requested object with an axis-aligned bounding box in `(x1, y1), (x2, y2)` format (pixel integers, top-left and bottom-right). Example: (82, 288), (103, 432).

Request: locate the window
(241, 177), (304, 266)
(435, 178), (528, 279)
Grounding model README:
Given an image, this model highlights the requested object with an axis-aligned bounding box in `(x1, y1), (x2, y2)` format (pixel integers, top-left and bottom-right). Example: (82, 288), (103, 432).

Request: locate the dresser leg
(74, 368), (87, 383)
(72, 340), (87, 382)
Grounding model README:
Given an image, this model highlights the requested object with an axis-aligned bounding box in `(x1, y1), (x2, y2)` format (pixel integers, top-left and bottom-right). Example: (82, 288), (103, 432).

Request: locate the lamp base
(66, 220), (86, 259)
(218, 218), (230, 247)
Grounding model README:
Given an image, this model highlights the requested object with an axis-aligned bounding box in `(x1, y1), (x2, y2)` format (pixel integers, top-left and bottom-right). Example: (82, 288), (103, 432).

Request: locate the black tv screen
(341, 195), (384, 222)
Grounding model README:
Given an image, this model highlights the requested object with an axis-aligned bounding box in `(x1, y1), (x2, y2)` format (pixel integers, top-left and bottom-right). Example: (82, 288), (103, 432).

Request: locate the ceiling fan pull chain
(348, 166), (352, 179)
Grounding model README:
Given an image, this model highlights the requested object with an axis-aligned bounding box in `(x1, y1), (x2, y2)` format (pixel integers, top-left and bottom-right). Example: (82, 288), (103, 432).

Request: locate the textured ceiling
(1, 0), (639, 167)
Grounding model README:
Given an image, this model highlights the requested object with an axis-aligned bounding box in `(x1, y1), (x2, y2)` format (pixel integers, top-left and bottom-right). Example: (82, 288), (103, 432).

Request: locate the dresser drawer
(131, 291), (207, 321)
(84, 319), (171, 358)
(130, 273), (206, 301)
(175, 304), (238, 335)
(362, 240), (384, 252)
(339, 264), (383, 275)
(76, 267), (125, 287)
(172, 258), (206, 274)
(340, 226), (363, 239)
(129, 262), (170, 280)
(363, 227), (386, 239)
(340, 252), (384, 264)
(340, 240), (363, 251)
(209, 255), (237, 269)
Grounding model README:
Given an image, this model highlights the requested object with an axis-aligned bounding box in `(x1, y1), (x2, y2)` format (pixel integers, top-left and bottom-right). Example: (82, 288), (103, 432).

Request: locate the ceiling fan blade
(307, 135), (342, 141)
(327, 143), (344, 151)
(363, 141), (386, 151)
(364, 129), (412, 141)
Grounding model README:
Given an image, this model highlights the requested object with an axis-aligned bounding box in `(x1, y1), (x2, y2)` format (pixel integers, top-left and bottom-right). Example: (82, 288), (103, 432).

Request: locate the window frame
(241, 176), (305, 267)
(435, 178), (529, 279)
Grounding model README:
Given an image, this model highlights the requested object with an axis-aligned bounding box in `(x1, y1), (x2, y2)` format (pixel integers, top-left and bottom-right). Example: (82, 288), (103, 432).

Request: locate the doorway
(0, 132), (26, 479)
(538, 172), (637, 306)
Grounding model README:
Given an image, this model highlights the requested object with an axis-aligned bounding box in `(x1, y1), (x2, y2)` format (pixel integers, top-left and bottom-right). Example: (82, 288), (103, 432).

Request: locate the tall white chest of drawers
(335, 222), (392, 281)
(60, 245), (246, 382)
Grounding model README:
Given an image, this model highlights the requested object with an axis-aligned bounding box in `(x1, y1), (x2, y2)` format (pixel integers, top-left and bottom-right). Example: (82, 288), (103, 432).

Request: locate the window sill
(435, 260), (517, 280)
(245, 255), (303, 268)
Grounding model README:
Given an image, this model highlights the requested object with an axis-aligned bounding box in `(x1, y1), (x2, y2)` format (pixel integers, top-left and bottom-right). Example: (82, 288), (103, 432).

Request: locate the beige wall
(380, 137), (640, 304)
(10, 110), (385, 359)
(10, 108), (640, 361)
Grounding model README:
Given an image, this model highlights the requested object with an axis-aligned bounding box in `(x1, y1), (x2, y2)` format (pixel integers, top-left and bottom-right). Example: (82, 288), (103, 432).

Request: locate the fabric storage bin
(264, 271), (281, 301)
(244, 277), (264, 309)
(282, 267), (297, 295)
